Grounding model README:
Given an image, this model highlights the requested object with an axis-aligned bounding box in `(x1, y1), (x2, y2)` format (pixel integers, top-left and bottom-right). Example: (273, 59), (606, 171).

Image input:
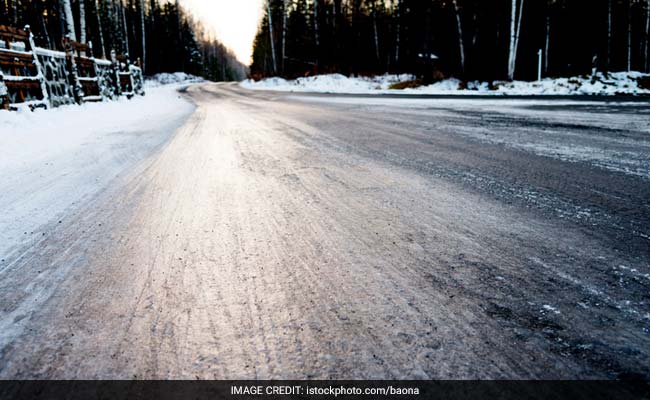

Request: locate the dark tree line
(1, 0), (247, 80)
(251, 0), (650, 81)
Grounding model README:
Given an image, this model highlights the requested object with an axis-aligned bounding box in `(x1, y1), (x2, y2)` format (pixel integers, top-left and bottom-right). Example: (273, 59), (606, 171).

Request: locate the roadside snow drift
(0, 84), (195, 259)
(242, 74), (414, 93)
(241, 72), (650, 96)
(146, 72), (204, 87)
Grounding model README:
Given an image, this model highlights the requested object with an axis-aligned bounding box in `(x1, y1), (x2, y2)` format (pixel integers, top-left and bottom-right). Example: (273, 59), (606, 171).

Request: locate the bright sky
(180, 0), (265, 65)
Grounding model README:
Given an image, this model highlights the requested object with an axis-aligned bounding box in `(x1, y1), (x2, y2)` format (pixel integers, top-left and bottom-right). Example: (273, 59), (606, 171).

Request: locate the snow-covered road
(0, 85), (195, 259)
(0, 83), (648, 379)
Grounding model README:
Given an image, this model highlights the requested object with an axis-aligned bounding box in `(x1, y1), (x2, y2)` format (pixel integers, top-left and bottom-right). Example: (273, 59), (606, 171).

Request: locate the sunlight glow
(179, 0), (264, 65)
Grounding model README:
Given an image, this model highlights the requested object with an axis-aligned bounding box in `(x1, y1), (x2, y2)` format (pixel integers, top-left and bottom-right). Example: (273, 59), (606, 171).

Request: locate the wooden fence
(0, 25), (144, 111)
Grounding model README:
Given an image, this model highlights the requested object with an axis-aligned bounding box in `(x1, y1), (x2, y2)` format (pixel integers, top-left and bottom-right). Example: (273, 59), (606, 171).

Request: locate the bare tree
(37, 0), (52, 48)
(314, 0), (320, 48)
(452, 0), (465, 73)
(105, 0), (116, 52)
(646, 0), (650, 71)
(282, 0), (287, 73)
(395, 0), (401, 64)
(175, 0), (184, 70)
(11, 0), (20, 25)
(121, 0), (130, 55)
(507, 0), (525, 80)
(94, 0), (105, 56)
(628, 0), (632, 71)
(371, 0), (380, 61)
(62, 0), (78, 41)
(544, 0), (552, 74)
(607, 0), (612, 71)
(80, 0), (87, 43)
(140, 0), (146, 72)
(267, 0), (277, 74)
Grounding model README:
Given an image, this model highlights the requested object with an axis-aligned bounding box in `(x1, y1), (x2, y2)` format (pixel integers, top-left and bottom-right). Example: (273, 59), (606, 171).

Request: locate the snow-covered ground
(241, 72), (650, 96)
(0, 82), (195, 260)
(241, 74), (415, 93)
(145, 72), (204, 88)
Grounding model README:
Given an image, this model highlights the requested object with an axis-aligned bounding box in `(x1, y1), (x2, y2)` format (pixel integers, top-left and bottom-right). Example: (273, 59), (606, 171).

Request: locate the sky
(180, 0), (265, 65)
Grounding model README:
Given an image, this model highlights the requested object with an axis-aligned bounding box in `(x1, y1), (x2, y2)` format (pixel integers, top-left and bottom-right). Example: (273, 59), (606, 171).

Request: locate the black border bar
(0, 380), (648, 400)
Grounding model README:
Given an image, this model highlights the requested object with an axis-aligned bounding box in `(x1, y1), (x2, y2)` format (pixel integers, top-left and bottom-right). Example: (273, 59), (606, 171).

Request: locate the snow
(542, 305), (561, 314)
(241, 73), (416, 94)
(0, 83), (195, 259)
(34, 47), (67, 59)
(145, 72), (204, 88)
(489, 72), (650, 96)
(241, 72), (650, 96)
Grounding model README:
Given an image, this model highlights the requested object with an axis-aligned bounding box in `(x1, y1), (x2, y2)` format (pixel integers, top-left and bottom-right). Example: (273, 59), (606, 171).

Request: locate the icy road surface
(0, 83), (648, 379)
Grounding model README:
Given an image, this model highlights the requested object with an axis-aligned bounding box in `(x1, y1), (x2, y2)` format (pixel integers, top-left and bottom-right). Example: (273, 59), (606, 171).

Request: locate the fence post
(64, 36), (87, 104)
(110, 49), (121, 97)
(0, 76), (9, 110)
(89, 41), (105, 101)
(25, 25), (51, 108)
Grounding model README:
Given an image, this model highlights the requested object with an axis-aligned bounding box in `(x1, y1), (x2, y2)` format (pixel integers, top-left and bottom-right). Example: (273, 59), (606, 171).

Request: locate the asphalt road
(0, 83), (648, 379)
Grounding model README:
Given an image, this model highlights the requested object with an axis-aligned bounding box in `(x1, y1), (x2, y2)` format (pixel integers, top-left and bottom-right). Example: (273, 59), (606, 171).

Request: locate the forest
(0, 0), (247, 80)
(251, 0), (650, 81)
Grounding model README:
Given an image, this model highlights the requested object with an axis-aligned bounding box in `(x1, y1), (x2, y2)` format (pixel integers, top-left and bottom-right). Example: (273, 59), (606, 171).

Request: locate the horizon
(179, 0), (264, 65)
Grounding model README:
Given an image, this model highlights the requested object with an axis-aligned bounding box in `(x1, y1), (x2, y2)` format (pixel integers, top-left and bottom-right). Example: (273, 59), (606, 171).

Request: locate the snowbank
(241, 72), (650, 96)
(0, 84), (195, 259)
(241, 74), (416, 94)
(145, 72), (204, 88)
(489, 72), (650, 96)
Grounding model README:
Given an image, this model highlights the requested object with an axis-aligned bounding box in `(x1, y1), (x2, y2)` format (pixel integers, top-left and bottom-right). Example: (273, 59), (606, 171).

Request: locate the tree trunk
(507, 0), (524, 80)
(38, 0), (52, 48)
(452, 0), (465, 73)
(266, 0), (277, 74)
(94, 0), (105, 57)
(11, 0), (19, 25)
(395, 0), (401, 64)
(371, 0), (379, 61)
(607, 0), (612, 71)
(514, 0), (525, 73)
(544, 0), (550, 74)
(423, 3), (433, 83)
(646, 0), (650, 72)
(175, 0), (183, 71)
(107, 0), (118, 53)
(62, 0), (77, 41)
(471, 11), (478, 47)
(80, 0), (87, 43)
(627, 0), (632, 71)
(314, 0), (320, 47)
(121, 0), (130, 55)
(140, 0), (146, 72)
(281, 0), (287, 74)
(507, 0), (517, 79)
